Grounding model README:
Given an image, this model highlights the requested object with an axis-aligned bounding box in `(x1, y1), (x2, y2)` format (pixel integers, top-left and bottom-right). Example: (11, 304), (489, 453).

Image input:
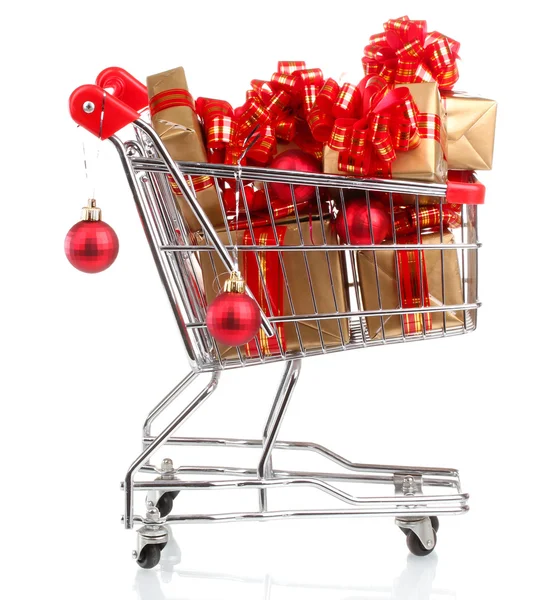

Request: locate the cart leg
(124, 372), (220, 529)
(142, 372), (199, 441)
(257, 359), (302, 511)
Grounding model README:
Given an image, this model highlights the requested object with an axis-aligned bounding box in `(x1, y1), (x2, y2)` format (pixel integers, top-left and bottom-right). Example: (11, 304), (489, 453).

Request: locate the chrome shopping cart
(69, 68), (483, 569)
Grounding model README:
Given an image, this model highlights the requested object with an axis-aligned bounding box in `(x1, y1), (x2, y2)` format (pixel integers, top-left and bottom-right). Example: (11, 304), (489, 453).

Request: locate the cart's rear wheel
(406, 529), (437, 557)
(156, 491), (180, 518)
(136, 543), (166, 569)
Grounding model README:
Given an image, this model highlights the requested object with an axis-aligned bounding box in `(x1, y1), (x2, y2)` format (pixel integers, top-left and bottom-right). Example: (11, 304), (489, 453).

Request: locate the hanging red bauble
(206, 272), (262, 346)
(335, 198), (391, 245)
(268, 149), (321, 203)
(65, 200), (119, 273)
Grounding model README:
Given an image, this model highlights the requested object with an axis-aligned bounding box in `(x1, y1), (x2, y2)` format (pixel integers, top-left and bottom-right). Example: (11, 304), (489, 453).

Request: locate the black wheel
(406, 529), (437, 557)
(156, 491), (179, 518)
(136, 544), (161, 569)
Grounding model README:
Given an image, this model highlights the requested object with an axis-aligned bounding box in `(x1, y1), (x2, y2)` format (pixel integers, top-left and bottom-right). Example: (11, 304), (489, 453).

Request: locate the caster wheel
(156, 491), (179, 518)
(406, 529), (437, 557)
(136, 543), (165, 569)
(399, 516), (439, 536)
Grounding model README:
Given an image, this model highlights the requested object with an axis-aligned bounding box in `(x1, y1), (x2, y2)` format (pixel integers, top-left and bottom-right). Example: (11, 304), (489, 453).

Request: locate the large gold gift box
(324, 83), (448, 183)
(197, 218), (349, 358)
(444, 92), (497, 170)
(147, 67), (223, 231)
(357, 231), (464, 340)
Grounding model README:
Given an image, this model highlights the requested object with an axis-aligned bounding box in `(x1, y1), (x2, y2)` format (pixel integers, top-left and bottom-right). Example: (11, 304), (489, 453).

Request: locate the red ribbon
(393, 202), (461, 334)
(243, 227), (287, 356)
(362, 16), (460, 90)
(319, 75), (425, 177)
(396, 239), (433, 335)
(196, 62), (325, 167)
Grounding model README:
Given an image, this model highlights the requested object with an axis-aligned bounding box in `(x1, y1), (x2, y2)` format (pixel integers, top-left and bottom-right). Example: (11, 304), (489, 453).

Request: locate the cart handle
(69, 76), (275, 338)
(96, 67), (149, 112)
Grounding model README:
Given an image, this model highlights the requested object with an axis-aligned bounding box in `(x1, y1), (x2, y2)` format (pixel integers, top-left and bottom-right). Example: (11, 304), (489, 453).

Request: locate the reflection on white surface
(133, 527), (455, 600)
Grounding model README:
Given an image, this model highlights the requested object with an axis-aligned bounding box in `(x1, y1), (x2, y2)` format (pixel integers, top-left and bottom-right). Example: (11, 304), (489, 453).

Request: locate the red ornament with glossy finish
(65, 220), (119, 273)
(335, 198), (391, 245)
(268, 150), (321, 203)
(206, 291), (262, 346)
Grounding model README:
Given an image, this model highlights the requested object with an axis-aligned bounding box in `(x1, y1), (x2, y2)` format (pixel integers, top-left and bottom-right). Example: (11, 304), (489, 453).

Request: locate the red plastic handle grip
(96, 67), (148, 112)
(446, 171), (485, 205)
(69, 84), (140, 139)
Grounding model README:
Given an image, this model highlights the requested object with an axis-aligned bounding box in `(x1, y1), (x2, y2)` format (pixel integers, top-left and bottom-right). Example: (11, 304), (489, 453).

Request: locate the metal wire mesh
(124, 127), (479, 372)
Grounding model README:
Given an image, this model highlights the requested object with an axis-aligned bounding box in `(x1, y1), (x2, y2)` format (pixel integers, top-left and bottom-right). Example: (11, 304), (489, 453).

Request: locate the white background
(2, 1), (554, 599)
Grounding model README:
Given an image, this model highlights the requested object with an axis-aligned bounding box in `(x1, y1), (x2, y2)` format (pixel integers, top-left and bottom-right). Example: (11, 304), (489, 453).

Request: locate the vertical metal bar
(389, 192), (405, 340)
(257, 359), (302, 511)
(124, 372), (220, 529)
(289, 184), (326, 352)
(237, 178), (285, 362)
(439, 201), (447, 335)
(262, 182), (305, 355)
(415, 194), (426, 341)
(314, 187), (347, 348)
(338, 188), (367, 343)
(461, 203), (468, 332)
(364, 190), (386, 342)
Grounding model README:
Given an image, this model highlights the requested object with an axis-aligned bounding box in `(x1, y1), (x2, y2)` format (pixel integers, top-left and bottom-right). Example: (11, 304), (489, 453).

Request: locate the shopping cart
(70, 68), (483, 569)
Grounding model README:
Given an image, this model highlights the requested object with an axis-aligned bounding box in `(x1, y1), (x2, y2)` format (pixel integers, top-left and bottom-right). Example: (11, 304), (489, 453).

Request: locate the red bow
(362, 16), (460, 90)
(322, 75), (422, 177)
(197, 62), (324, 166)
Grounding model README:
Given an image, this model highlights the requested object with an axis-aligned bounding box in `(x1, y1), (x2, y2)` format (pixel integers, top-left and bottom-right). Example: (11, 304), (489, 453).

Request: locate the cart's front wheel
(136, 543), (166, 569)
(399, 516), (439, 536)
(406, 529), (437, 556)
(156, 491), (180, 518)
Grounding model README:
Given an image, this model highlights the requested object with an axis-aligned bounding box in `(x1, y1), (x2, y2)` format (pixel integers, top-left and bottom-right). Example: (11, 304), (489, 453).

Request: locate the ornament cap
(223, 271), (246, 294)
(82, 199), (102, 222)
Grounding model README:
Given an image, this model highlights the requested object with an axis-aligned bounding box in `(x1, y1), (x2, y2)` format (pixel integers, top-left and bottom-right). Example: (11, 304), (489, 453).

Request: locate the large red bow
(321, 75), (422, 177)
(362, 16), (460, 90)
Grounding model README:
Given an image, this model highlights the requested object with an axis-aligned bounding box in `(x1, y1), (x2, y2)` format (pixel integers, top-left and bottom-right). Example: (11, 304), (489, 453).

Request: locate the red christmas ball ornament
(65, 200), (119, 273)
(222, 185), (256, 213)
(335, 198), (391, 245)
(268, 150), (321, 203)
(206, 272), (262, 346)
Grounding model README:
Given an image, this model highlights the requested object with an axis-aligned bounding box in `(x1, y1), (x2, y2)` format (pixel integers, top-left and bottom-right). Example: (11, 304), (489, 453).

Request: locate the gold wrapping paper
(357, 231), (464, 340)
(444, 92), (497, 170)
(197, 218), (349, 358)
(324, 83), (448, 183)
(146, 67), (223, 231)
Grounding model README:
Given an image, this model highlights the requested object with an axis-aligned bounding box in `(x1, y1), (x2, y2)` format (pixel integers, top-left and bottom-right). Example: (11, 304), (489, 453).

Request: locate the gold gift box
(324, 83), (448, 183)
(357, 231), (464, 340)
(444, 92), (497, 170)
(146, 67), (223, 231)
(197, 218), (349, 359)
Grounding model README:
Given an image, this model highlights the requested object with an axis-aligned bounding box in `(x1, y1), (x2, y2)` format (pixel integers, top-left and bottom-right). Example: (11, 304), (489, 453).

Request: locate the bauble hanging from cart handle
(65, 199), (119, 273)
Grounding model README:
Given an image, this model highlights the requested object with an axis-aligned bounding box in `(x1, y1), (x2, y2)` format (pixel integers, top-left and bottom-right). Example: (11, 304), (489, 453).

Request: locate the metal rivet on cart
(426, 540), (433, 548)
(131, 550), (138, 559)
(83, 101), (95, 113)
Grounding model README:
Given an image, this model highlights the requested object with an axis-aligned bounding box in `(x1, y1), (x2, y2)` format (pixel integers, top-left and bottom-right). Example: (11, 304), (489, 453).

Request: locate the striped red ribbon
(243, 227), (287, 357)
(149, 88), (195, 116)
